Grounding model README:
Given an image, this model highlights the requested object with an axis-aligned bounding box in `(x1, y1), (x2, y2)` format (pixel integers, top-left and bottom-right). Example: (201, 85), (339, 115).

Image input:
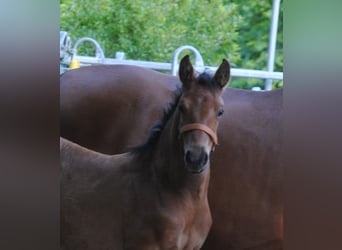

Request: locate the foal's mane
(129, 70), (219, 156)
(129, 87), (182, 156)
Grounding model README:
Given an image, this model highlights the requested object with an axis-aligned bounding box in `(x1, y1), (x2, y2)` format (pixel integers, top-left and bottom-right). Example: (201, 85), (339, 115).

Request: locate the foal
(61, 55), (230, 250)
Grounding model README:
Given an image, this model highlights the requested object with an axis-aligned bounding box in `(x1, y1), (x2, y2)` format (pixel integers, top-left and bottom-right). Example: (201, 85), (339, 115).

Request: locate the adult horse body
(60, 64), (283, 249)
(61, 56), (231, 250)
(206, 88), (283, 250)
(60, 64), (178, 154)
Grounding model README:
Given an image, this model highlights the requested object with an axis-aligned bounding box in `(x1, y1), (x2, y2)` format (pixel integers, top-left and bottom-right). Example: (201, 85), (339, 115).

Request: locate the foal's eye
(217, 108), (224, 117)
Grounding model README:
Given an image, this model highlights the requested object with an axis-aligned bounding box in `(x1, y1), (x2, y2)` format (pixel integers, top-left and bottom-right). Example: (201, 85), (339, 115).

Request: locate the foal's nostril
(185, 151), (196, 165)
(185, 150), (209, 169)
(203, 153), (208, 166)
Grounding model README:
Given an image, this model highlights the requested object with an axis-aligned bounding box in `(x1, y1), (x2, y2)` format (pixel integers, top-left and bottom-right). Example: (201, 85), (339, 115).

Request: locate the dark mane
(129, 87), (182, 156)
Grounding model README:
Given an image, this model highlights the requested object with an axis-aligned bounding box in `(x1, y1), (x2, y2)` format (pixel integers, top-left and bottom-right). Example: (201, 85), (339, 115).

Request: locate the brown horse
(60, 64), (283, 249)
(61, 55), (231, 250)
(60, 64), (179, 154)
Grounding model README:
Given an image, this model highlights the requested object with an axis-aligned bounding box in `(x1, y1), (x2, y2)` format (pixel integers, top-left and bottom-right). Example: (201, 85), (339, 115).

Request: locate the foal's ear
(214, 59), (231, 89)
(179, 55), (195, 88)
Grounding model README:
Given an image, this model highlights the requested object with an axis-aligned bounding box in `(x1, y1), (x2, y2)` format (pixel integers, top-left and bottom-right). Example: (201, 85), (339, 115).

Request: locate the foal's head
(177, 55), (230, 173)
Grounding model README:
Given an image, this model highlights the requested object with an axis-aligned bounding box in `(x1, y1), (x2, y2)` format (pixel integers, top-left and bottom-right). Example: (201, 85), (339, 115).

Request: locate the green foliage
(61, 0), (241, 66)
(228, 0), (283, 89)
(60, 0), (283, 89)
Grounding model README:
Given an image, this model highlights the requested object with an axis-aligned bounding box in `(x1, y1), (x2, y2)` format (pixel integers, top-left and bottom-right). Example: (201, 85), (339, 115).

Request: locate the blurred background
(60, 0), (283, 89)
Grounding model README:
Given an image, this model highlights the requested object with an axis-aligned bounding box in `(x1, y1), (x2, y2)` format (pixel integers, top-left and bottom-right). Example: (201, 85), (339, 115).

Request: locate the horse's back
(60, 65), (179, 154)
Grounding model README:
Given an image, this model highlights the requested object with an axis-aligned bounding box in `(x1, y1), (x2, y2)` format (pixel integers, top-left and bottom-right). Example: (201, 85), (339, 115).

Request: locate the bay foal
(61, 55), (230, 250)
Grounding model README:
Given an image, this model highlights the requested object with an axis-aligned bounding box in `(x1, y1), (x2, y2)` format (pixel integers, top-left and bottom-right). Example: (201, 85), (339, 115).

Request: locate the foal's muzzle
(179, 123), (218, 173)
(184, 146), (209, 173)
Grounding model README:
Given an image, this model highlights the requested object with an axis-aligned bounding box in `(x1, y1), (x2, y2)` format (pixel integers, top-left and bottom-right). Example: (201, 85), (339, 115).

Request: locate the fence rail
(60, 33), (283, 82)
(67, 54), (283, 81)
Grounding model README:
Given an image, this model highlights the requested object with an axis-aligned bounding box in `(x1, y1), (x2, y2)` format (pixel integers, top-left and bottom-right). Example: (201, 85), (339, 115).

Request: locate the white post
(265, 0), (281, 90)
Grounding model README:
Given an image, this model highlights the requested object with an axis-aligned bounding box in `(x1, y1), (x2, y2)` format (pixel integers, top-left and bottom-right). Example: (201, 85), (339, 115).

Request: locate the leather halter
(179, 123), (218, 151)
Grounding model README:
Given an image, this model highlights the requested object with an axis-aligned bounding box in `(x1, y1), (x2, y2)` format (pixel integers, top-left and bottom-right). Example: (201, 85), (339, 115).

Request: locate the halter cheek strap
(179, 123), (218, 151)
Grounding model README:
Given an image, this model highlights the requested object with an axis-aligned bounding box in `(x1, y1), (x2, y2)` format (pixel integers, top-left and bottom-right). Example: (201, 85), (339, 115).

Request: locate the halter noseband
(179, 123), (218, 151)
